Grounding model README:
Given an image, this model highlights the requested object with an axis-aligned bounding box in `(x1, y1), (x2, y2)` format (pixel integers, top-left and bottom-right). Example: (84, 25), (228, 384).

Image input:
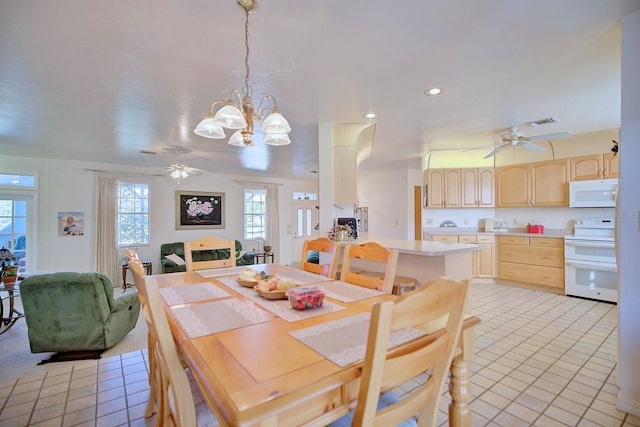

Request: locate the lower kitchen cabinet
(433, 234), (495, 278)
(498, 235), (564, 292)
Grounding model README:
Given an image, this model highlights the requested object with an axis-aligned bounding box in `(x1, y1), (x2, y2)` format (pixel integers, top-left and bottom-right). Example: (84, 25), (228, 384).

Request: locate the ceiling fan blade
(520, 142), (548, 152)
(526, 132), (572, 142)
(483, 143), (510, 159)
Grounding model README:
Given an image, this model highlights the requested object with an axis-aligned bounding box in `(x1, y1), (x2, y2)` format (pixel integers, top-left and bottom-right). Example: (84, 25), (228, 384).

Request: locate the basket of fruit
(255, 277), (298, 300)
(236, 268), (267, 287)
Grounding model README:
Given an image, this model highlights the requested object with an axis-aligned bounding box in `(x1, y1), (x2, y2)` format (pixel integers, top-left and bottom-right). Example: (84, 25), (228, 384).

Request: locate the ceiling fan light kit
(193, 0), (292, 147)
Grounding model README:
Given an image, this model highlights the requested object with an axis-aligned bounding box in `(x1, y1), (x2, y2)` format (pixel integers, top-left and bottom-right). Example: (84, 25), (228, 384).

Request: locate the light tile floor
(1, 281), (638, 426)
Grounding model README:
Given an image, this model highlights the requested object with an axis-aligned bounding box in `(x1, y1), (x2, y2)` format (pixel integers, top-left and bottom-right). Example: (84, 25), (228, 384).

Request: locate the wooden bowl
(236, 278), (259, 288)
(263, 246), (272, 253)
(254, 286), (287, 300)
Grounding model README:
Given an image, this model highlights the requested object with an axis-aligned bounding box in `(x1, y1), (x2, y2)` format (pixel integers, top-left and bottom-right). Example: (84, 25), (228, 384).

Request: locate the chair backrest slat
(299, 237), (339, 278)
(339, 242), (398, 293)
(352, 276), (470, 427)
(184, 237), (236, 272)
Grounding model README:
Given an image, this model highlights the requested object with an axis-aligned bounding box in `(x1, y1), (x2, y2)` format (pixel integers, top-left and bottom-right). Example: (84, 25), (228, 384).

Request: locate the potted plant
(2, 265), (19, 286)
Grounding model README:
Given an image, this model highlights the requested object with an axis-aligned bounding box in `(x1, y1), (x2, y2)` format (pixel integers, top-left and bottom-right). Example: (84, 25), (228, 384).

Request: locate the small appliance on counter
(484, 218), (507, 232)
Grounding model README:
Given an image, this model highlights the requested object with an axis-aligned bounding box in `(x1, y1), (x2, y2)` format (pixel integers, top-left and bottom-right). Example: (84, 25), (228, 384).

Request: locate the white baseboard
(617, 394), (640, 417)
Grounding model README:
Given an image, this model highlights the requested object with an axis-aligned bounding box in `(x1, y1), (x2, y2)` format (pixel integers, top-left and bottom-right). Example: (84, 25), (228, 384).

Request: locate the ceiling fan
(483, 127), (572, 159)
(165, 146), (205, 181)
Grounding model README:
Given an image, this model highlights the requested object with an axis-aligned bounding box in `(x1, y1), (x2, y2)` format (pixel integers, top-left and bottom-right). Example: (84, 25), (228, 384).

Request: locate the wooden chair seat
(358, 271), (419, 295)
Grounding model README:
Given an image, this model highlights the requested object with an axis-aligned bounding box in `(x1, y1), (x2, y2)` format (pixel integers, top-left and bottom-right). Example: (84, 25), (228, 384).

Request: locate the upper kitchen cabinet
(461, 168), (494, 208)
(425, 169), (461, 208)
(497, 159), (570, 207)
(570, 153), (619, 181)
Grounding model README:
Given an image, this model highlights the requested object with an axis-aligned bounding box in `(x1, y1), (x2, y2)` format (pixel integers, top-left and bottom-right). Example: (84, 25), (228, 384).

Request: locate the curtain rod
(234, 180), (283, 186)
(84, 168), (165, 177)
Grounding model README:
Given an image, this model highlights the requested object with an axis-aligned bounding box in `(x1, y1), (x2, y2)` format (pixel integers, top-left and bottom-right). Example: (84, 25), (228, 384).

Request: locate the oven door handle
(564, 260), (617, 272)
(564, 241), (615, 249)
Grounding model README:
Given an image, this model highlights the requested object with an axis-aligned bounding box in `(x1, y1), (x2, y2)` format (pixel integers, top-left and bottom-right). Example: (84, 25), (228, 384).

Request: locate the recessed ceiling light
(363, 113), (378, 119)
(424, 87), (443, 96)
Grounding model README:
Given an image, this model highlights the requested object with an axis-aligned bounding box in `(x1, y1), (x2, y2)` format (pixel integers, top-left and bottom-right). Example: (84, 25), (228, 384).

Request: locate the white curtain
(95, 173), (120, 285)
(265, 184), (280, 263)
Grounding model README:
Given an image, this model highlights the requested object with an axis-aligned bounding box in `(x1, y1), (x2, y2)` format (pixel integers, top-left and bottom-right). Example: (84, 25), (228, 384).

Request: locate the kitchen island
(339, 234), (482, 285)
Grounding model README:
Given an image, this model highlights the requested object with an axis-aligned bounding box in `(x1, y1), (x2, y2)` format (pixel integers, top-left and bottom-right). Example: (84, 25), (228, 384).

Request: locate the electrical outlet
(512, 219), (517, 226)
(426, 219), (433, 225)
(463, 219), (469, 225)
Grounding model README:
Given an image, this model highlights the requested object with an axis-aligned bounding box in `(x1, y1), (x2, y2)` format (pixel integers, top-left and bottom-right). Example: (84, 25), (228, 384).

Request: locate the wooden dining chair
(299, 237), (339, 278)
(127, 256), (161, 420)
(184, 236), (236, 272)
(339, 242), (399, 293)
(136, 273), (219, 426)
(328, 276), (470, 427)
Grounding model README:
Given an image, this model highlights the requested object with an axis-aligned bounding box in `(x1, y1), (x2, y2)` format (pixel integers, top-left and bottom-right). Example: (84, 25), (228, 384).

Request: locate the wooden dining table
(153, 263), (480, 427)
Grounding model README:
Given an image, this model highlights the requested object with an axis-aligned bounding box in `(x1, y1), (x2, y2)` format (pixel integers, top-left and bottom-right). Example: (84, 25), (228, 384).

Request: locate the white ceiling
(1, 1), (639, 180)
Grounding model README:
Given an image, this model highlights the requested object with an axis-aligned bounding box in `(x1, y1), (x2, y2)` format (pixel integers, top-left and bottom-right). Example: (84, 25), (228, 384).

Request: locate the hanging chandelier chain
(243, 6), (251, 96)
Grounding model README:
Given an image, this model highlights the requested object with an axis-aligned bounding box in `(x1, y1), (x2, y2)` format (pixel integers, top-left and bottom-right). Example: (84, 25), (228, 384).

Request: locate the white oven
(564, 217), (617, 303)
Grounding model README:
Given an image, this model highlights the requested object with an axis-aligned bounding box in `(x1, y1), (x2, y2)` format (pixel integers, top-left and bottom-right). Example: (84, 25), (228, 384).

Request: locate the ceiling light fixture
(169, 163), (190, 180)
(363, 112), (378, 119)
(193, 0), (291, 146)
(424, 87), (443, 96)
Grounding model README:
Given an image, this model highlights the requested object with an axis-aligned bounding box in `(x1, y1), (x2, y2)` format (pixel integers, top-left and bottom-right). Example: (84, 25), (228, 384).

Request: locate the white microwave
(569, 179), (618, 208)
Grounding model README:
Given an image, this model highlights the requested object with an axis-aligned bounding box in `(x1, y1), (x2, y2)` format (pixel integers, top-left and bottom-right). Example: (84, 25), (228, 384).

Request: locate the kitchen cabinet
(498, 235), (564, 292)
(570, 153), (619, 181)
(426, 168), (493, 208)
(432, 234), (495, 278)
(461, 168), (494, 208)
(425, 169), (461, 208)
(496, 159), (570, 207)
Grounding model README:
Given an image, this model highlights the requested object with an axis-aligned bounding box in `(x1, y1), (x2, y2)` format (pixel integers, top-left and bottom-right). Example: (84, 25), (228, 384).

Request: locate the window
(118, 182), (149, 246)
(244, 189), (266, 240)
(0, 197), (28, 273)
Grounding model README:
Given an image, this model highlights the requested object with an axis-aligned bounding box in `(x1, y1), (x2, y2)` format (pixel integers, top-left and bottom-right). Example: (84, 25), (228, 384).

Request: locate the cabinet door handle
(542, 256), (553, 259)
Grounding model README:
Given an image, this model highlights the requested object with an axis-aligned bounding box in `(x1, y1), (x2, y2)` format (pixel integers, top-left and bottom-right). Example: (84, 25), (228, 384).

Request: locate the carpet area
(0, 286), (148, 383)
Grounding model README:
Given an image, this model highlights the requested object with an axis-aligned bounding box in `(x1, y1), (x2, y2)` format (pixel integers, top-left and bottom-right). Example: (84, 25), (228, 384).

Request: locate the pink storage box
(286, 287), (325, 310)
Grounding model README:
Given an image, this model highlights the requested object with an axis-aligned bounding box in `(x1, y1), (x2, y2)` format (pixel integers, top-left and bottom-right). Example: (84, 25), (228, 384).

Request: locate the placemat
(268, 268), (335, 285)
(289, 313), (427, 367)
(159, 282), (230, 306)
(197, 266), (253, 278)
(216, 276), (345, 322)
(311, 280), (384, 303)
(171, 299), (271, 338)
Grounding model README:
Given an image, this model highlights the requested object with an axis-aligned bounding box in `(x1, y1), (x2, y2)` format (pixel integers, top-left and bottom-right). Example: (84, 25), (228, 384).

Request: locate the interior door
(291, 201), (318, 264)
(0, 195), (31, 273)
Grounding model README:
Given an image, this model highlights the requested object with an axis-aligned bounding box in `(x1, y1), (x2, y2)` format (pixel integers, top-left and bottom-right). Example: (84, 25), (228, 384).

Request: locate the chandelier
(193, 0), (291, 146)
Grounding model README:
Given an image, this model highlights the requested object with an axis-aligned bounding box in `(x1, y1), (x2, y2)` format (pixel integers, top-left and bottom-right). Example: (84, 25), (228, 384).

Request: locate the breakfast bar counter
(339, 233), (481, 284)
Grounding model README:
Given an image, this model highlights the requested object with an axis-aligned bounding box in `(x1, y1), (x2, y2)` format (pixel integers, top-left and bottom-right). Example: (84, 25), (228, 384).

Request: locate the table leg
(0, 291), (24, 335)
(122, 264), (128, 290)
(449, 327), (474, 427)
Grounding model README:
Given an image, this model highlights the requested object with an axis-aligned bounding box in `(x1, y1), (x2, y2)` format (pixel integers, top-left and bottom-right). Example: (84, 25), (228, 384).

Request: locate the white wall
(358, 168), (410, 239)
(0, 155), (317, 278)
(617, 8), (640, 416)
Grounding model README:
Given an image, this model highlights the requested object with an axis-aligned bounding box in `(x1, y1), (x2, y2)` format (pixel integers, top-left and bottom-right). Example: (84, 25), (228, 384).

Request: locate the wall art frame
(175, 191), (225, 230)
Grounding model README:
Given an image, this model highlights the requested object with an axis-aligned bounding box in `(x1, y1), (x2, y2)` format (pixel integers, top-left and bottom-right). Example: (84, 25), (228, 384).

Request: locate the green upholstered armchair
(160, 240), (255, 273)
(20, 272), (141, 353)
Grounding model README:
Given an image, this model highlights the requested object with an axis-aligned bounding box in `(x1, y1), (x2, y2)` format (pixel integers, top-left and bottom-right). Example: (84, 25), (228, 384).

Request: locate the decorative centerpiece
(328, 224), (354, 242)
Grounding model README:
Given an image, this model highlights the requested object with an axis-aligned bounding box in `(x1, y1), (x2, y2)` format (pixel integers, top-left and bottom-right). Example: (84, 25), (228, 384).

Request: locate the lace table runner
(216, 276), (345, 322)
(311, 280), (383, 303)
(289, 313), (427, 367)
(159, 282), (230, 306)
(171, 299), (271, 338)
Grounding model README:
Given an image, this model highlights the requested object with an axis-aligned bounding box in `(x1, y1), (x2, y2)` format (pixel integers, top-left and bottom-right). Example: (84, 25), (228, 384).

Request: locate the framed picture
(175, 191), (225, 230)
(58, 211), (84, 236)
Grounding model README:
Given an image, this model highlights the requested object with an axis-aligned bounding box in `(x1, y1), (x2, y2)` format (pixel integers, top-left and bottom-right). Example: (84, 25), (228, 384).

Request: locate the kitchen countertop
(423, 227), (572, 239)
(344, 233), (482, 256)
